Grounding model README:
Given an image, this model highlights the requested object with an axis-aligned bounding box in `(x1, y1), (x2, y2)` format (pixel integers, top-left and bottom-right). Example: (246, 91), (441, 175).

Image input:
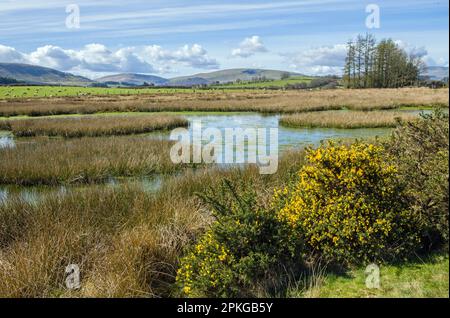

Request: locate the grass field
(0, 78), (314, 99)
(3, 115), (187, 138)
(0, 86), (200, 99)
(291, 254), (449, 298)
(211, 76), (314, 88)
(280, 111), (417, 128)
(0, 88), (447, 118)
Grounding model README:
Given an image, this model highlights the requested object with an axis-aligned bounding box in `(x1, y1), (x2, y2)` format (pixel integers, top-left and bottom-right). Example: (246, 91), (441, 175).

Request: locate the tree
(344, 34), (424, 89)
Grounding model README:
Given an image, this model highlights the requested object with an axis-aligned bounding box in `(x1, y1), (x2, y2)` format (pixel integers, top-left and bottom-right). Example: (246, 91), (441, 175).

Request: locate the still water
(0, 112), (399, 204)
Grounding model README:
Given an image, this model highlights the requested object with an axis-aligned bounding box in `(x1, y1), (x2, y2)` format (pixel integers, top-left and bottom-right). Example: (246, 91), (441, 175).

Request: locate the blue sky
(0, 0), (448, 78)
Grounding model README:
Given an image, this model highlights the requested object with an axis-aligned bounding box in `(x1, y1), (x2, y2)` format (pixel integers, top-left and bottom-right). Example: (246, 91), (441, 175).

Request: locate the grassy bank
(290, 254), (449, 298)
(0, 88), (447, 117)
(0, 137), (191, 186)
(280, 111), (417, 128)
(3, 115), (187, 138)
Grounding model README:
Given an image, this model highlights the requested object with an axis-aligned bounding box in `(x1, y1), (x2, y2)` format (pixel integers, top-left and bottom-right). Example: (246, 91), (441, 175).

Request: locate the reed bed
(0, 137), (191, 186)
(0, 150), (307, 298)
(4, 115), (188, 138)
(0, 88), (447, 117)
(280, 111), (418, 129)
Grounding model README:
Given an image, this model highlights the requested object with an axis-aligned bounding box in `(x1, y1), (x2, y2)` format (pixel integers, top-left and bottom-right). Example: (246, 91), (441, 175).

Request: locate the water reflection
(0, 135), (14, 149)
(0, 176), (163, 206)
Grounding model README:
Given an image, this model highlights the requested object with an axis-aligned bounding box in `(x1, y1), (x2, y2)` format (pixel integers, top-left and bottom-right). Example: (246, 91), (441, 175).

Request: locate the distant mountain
(422, 66), (449, 81)
(0, 63), (307, 87)
(168, 77), (210, 87)
(168, 68), (303, 86)
(96, 73), (169, 86)
(0, 63), (93, 85)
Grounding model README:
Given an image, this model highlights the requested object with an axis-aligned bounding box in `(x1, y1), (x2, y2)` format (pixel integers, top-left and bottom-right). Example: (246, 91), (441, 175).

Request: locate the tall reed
(0, 137), (190, 186)
(280, 111), (418, 128)
(5, 115), (188, 138)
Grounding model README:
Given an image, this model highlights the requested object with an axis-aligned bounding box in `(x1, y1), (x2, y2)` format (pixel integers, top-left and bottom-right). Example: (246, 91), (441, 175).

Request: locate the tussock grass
(0, 151), (307, 298)
(4, 115), (187, 138)
(0, 88), (447, 117)
(280, 111), (418, 128)
(0, 185), (208, 297)
(0, 137), (188, 186)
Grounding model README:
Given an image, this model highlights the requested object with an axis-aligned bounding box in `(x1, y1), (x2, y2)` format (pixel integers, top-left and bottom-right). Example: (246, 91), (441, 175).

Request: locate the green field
(211, 76), (314, 88)
(0, 86), (203, 99)
(0, 84), (311, 99)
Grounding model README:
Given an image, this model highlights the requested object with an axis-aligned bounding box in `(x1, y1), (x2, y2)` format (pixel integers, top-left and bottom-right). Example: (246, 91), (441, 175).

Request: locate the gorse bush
(276, 142), (419, 265)
(176, 179), (303, 298)
(384, 110), (449, 248)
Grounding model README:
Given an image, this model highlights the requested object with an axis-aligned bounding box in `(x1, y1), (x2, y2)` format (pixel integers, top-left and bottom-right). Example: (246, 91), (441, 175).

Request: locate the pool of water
(0, 176), (163, 206)
(0, 133), (14, 149)
(154, 112), (392, 152)
(0, 111), (422, 204)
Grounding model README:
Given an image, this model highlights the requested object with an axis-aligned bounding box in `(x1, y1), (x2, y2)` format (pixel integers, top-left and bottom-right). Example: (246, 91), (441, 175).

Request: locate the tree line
(344, 34), (425, 88)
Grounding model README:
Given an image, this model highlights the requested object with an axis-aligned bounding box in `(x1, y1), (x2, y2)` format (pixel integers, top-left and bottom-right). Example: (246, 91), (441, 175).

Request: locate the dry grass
(0, 88), (447, 117)
(0, 151), (307, 298)
(0, 184), (208, 297)
(280, 111), (418, 128)
(3, 115), (187, 138)
(0, 137), (191, 186)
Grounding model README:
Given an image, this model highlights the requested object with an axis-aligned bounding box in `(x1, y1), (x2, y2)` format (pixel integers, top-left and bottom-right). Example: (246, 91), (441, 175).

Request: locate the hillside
(423, 66), (449, 81)
(168, 68), (302, 86)
(96, 73), (169, 86)
(0, 63), (92, 86)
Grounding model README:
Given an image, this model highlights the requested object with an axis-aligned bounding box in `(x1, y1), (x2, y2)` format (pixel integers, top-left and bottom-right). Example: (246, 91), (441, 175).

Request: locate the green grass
(0, 86), (214, 99)
(212, 76), (314, 89)
(290, 254), (449, 298)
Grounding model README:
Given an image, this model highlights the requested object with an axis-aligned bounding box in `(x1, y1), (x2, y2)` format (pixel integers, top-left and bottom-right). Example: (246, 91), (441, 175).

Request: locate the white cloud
(395, 40), (448, 67)
(284, 44), (347, 75)
(74, 44), (155, 73)
(231, 36), (268, 58)
(0, 45), (27, 64)
(0, 43), (219, 77)
(143, 44), (219, 69)
(28, 45), (79, 70)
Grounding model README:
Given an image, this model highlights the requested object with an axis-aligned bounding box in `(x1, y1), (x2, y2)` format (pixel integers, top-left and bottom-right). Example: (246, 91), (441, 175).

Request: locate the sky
(0, 0), (448, 79)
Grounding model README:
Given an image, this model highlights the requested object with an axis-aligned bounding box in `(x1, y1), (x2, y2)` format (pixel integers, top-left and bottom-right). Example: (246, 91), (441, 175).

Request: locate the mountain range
(96, 69), (302, 86)
(0, 63), (304, 87)
(0, 63), (93, 86)
(1, 63), (448, 87)
(422, 66), (449, 81)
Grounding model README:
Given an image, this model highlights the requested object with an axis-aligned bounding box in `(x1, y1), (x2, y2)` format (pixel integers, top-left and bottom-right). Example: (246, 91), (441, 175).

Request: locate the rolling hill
(168, 68), (302, 86)
(96, 73), (169, 86)
(0, 63), (93, 85)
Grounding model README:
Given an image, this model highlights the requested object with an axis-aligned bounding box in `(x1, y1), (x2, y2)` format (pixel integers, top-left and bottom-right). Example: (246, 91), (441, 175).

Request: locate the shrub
(176, 179), (303, 298)
(276, 142), (419, 265)
(384, 110), (449, 248)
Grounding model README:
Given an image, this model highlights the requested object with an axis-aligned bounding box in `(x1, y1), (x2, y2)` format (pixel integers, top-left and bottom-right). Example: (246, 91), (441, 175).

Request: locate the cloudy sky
(0, 0), (448, 79)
